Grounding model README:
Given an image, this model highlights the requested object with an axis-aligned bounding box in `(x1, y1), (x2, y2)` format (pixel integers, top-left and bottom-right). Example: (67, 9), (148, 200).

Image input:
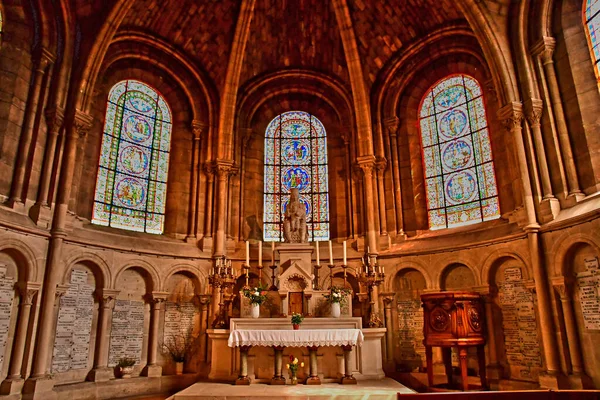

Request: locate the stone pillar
(0, 283), (40, 395)
(306, 346), (321, 385)
(271, 346), (286, 385)
(381, 293), (395, 365)
(68, 113), (94, 211)
(475, 286), (502, 380)
(187, 121), (205, 241)
(235, 346), (252, 385)
(532, 37), (583, 200)
(214, 161), (235, 256)
(340, 345), (357, 384)
(88, 289), (119, 382)
(143, 292), (168, 377)
(375, 157), (388, 235)
(8, 48), (54, 207)
(197, 294), (211, 363)
(203, 164), (215, 241)
(384, 117), (404, 235)
(357, 156), (378, 253)
(236, 129), (253, 239)
(344, 136), (357, 238)
(524, 99), (554, 200)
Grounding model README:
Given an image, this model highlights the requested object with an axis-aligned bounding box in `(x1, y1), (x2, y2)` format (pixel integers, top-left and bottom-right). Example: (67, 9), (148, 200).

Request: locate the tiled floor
(167, 378), (414, 399)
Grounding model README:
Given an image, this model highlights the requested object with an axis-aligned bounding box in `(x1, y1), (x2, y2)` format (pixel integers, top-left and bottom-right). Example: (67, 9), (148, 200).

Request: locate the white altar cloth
(227, 329), (364, 348)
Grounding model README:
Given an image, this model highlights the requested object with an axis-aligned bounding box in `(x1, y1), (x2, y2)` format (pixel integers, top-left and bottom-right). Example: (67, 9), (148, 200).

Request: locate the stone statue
(283, 188), (308, 243)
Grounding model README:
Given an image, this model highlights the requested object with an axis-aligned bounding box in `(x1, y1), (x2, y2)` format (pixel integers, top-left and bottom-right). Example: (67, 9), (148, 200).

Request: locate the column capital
(473, 285), (497, 299)
(196, 293), (212, 306)
(551, 276), (573, 300)
(375, 156), (388, 172)
(497, 102), (524, 131)
(356, 155), (376, 177)
(383, 116), (400, 137)
(35, 47), (56, 70)
(44, 106), (65, 135)
(379, 292), (396, 307)
(523, 279), (537, 294)
(523, 98), (544, 127)
(214, 159), (236, 181)
(19, 282), (41, 305)
(531, 36), (556, 64)
(74, 111), (94, 138)
(150, 291), (169, 303)
(97, 288), (120, 307)
(191, 120), (207, 139)
(55, 284), (70, 302)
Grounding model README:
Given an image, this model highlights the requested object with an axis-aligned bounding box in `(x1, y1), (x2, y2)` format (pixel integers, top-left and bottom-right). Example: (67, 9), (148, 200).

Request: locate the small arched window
(584, 0), (600, 81)
(92, 80), (172, 234)
(418, 74), (500, 230)
(263, 111), (330, 241)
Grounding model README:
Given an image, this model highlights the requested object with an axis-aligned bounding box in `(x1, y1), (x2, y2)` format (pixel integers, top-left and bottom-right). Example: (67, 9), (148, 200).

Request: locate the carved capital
(375, 157), (388, 173)
(150, 291), (169, 307)
(44, 106), (65, 136)
(356, 155), (376, 178)
(191, 120), (206, 140)
(204, 163), (215, 180)
(55, 284), (70, 302)
(551, 276), (572, 300)
(196, 293), (212, 307)
(380, 292), (396, 308)
(473, 285), (497, 301)
(524, 98), (544, 127)
(98, 288), (120, 308)
(531, 36), (556, 64)
(497, 102), (524, 132)
(214, 160), (236, 181)
(35, 47), (56, 71)
(383, 116), (400, 137)
(19, 282), (41, 305)
(74, 111), (94, 138)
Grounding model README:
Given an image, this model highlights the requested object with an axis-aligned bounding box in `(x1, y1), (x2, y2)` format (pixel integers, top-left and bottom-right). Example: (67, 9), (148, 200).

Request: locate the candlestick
(328, 240), (333, 265)
(343, 240), (347, 265)
(271, 241), (275, 265)
(246, 241), (250, 266)
(315, 241), (320, 265)
(258, 241), (263, 266)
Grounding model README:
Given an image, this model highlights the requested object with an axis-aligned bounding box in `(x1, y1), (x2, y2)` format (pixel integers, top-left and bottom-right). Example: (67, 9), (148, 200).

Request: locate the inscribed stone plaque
(497, 267), (541, 380)
(577, 257), (600, 330)
(163, 301), (199, 353)
(0, 274), (14, 373)
(51, 269), (95, 373)
(108, 299), (145, 366)
(396, 298), (425, 366)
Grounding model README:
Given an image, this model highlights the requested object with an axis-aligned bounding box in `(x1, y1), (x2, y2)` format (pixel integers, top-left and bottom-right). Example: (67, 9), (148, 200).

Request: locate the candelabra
(357, 252), (385, 328)
(209, 255), (237, 328)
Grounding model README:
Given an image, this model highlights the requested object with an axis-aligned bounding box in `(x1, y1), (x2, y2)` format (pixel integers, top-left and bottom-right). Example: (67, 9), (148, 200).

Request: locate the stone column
(306, 346), (321, 385)
(357, 156), (378, 253)
(475, 286), (502, 380)
(88, 289), (119, 382)
(375, 157), (388, 235)
(197, 294), (212, 364)
(524, 99), (554, 200)
(344, 136), (357, 238)
(143, 292), (168, 377)
(381, 293), (395, 365)
(237, 129), (253, 239)
(214, 161), (235, 256)
(68, 114), (94, 211)
(271, 346), (286, 385)
(187, 121), (205, 241)
(203, 164), (215, 241)
(8, 48), (54, 207)
(532, 37), (583, 200)
(384, 117), (404, 235)
(0, 283), (40, 395)
(235, 346), (252, 385)
(340, 345), (357, 384)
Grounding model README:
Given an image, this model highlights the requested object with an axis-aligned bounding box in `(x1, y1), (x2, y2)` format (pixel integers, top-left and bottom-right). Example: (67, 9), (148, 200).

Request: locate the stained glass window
(418, 74), (500, 230)
(92, 80), (172, 234)
(585, 0), (600, 81)
(263, 111), (329, 241)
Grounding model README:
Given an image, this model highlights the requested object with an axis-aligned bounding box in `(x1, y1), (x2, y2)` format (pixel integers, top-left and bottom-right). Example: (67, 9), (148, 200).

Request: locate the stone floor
(167, 378), (414, 399)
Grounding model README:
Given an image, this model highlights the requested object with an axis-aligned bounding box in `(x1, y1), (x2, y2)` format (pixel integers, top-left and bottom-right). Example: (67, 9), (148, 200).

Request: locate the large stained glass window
(418, 74), (500, 230)
(92, 80), (172, 234)
(585, 0), (600, 81)
(263, 111), (329, 241)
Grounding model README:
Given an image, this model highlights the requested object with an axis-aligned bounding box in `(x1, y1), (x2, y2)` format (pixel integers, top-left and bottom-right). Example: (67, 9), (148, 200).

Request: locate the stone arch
(63, 251), (112, 289)
(480, 250), (531, 286)
(113, 259), (160, 294)
(163, 264), (206, 294)
(551, 232), (600, 278)
(392, 268), (428, 293)
(384, 260), (433, 291)
(438, 261), (479, 290)
(0, 239), (39, 283)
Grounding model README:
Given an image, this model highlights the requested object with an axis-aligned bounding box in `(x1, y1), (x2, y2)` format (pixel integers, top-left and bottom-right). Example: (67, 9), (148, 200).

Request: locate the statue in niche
(283, 188), (308, 243)
(245, 214), (263, 241)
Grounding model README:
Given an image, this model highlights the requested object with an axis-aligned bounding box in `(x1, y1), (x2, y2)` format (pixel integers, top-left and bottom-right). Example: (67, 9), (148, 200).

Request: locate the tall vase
(251, 303), (260, 318)
(331, 302), (341, 318)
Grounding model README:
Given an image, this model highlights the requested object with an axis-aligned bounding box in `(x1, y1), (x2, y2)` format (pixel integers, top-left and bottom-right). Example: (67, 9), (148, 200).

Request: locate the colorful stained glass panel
(585, 1), (600, 81)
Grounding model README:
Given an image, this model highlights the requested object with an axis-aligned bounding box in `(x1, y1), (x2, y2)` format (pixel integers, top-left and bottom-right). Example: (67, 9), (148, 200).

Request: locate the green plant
(286, 354), (304, 373)
(117, 357), (136, 368)
(323, 286), (351, 305)
(242, 283), (269, 305)
(162, 329), (197, 363)
(291, 313), (304, 325)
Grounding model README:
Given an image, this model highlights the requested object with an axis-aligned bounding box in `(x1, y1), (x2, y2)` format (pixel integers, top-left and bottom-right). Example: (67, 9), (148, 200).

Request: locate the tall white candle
(245, 241), (250, 266)
(271, 241), (275, 265)
(315, 241), (320, 265)
(343, 240), (347, 265)
(258, 241), (263, 266)
(328, 240), (333, 265)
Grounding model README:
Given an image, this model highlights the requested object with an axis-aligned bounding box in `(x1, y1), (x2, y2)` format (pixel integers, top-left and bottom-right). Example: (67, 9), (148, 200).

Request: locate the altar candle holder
(341, 264), (348, 289)
(328, 264), (335, 289)
(269, 264), (278, 291)
(313, 264), (322, 290)
(357, 251), (384, 328)
(242, 263), (250, 289)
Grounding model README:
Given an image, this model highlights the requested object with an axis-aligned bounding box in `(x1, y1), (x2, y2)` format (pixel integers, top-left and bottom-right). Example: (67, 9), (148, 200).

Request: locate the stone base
(485, 363), (503, 380)
(270, 377), (286, 385)
(87, 367), (114, 382)
(539, 197), (561, 223)
(538, 371), (567, 389)
(4, 199), (26, 213)
(305, 376), (321, 385)
(341, 376), (357, 385)
(28, 204), (53, 228)
(567, 373), (594, 389)
(563, 192), (586, 207)
(185, 235), (198, 244)
(0, 377), (24, 395)
(22, 375), (56, 400)
(235, 376), (251, 385)
(142, 364), (163, 377)
(199, 236), (213, 252)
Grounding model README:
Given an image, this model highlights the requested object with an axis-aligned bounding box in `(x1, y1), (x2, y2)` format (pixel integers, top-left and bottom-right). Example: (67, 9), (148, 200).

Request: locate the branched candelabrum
(209, 255), (237, 329)
(357, 252), (385, 328)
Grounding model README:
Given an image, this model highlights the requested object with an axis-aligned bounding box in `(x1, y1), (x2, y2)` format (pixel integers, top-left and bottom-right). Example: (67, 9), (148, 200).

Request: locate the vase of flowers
(243, 284), (268, 318)
(286, 354), (304, 385)
(291, 313), (304, 330)
(323, 286), (351, 318)
(116, 357), (136, 379)
(162, 328), (196, 375)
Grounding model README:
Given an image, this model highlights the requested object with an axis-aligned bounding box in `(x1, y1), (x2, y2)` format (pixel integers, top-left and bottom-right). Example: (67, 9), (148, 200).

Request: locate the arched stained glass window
(263, 111), (329, 241)
(92, 80), (172, 234)
(418, 74), (500, 230)
(585, 0), (600, 81)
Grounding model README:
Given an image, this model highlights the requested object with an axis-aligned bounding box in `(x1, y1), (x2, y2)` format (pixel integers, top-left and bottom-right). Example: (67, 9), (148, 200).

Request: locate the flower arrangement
(117, 357), (136, 368)
(323, 285), (352, 305)
(242, 283), (269, 305)
(291, 313), (304, 325)
(286, 354), (304, 373)
(162, 329), (196, 363)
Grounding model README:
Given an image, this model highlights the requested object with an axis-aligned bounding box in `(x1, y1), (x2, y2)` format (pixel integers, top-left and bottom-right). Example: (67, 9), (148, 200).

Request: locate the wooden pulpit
(421, 291), (487, 391)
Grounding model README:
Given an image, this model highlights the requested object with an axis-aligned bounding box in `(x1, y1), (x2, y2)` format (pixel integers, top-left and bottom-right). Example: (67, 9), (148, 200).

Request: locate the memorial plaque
(498, 267), (541, 380)
(0, 273), (14, 373)
(163, 301), (199, 352)
(396, 298), (425, 365)
(108, 300), (145, 366)
(577, 257), (600, 331)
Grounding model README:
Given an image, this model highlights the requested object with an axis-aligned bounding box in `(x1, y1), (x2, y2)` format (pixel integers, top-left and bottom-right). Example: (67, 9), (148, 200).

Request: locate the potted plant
(323, 286), (351, 318)
(291, 313), (304, 330)
(242, 283), (268, 318)
(162, 329), (196, 375)
(285, 354), (304, 385)
(116, 357), (136, 379)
